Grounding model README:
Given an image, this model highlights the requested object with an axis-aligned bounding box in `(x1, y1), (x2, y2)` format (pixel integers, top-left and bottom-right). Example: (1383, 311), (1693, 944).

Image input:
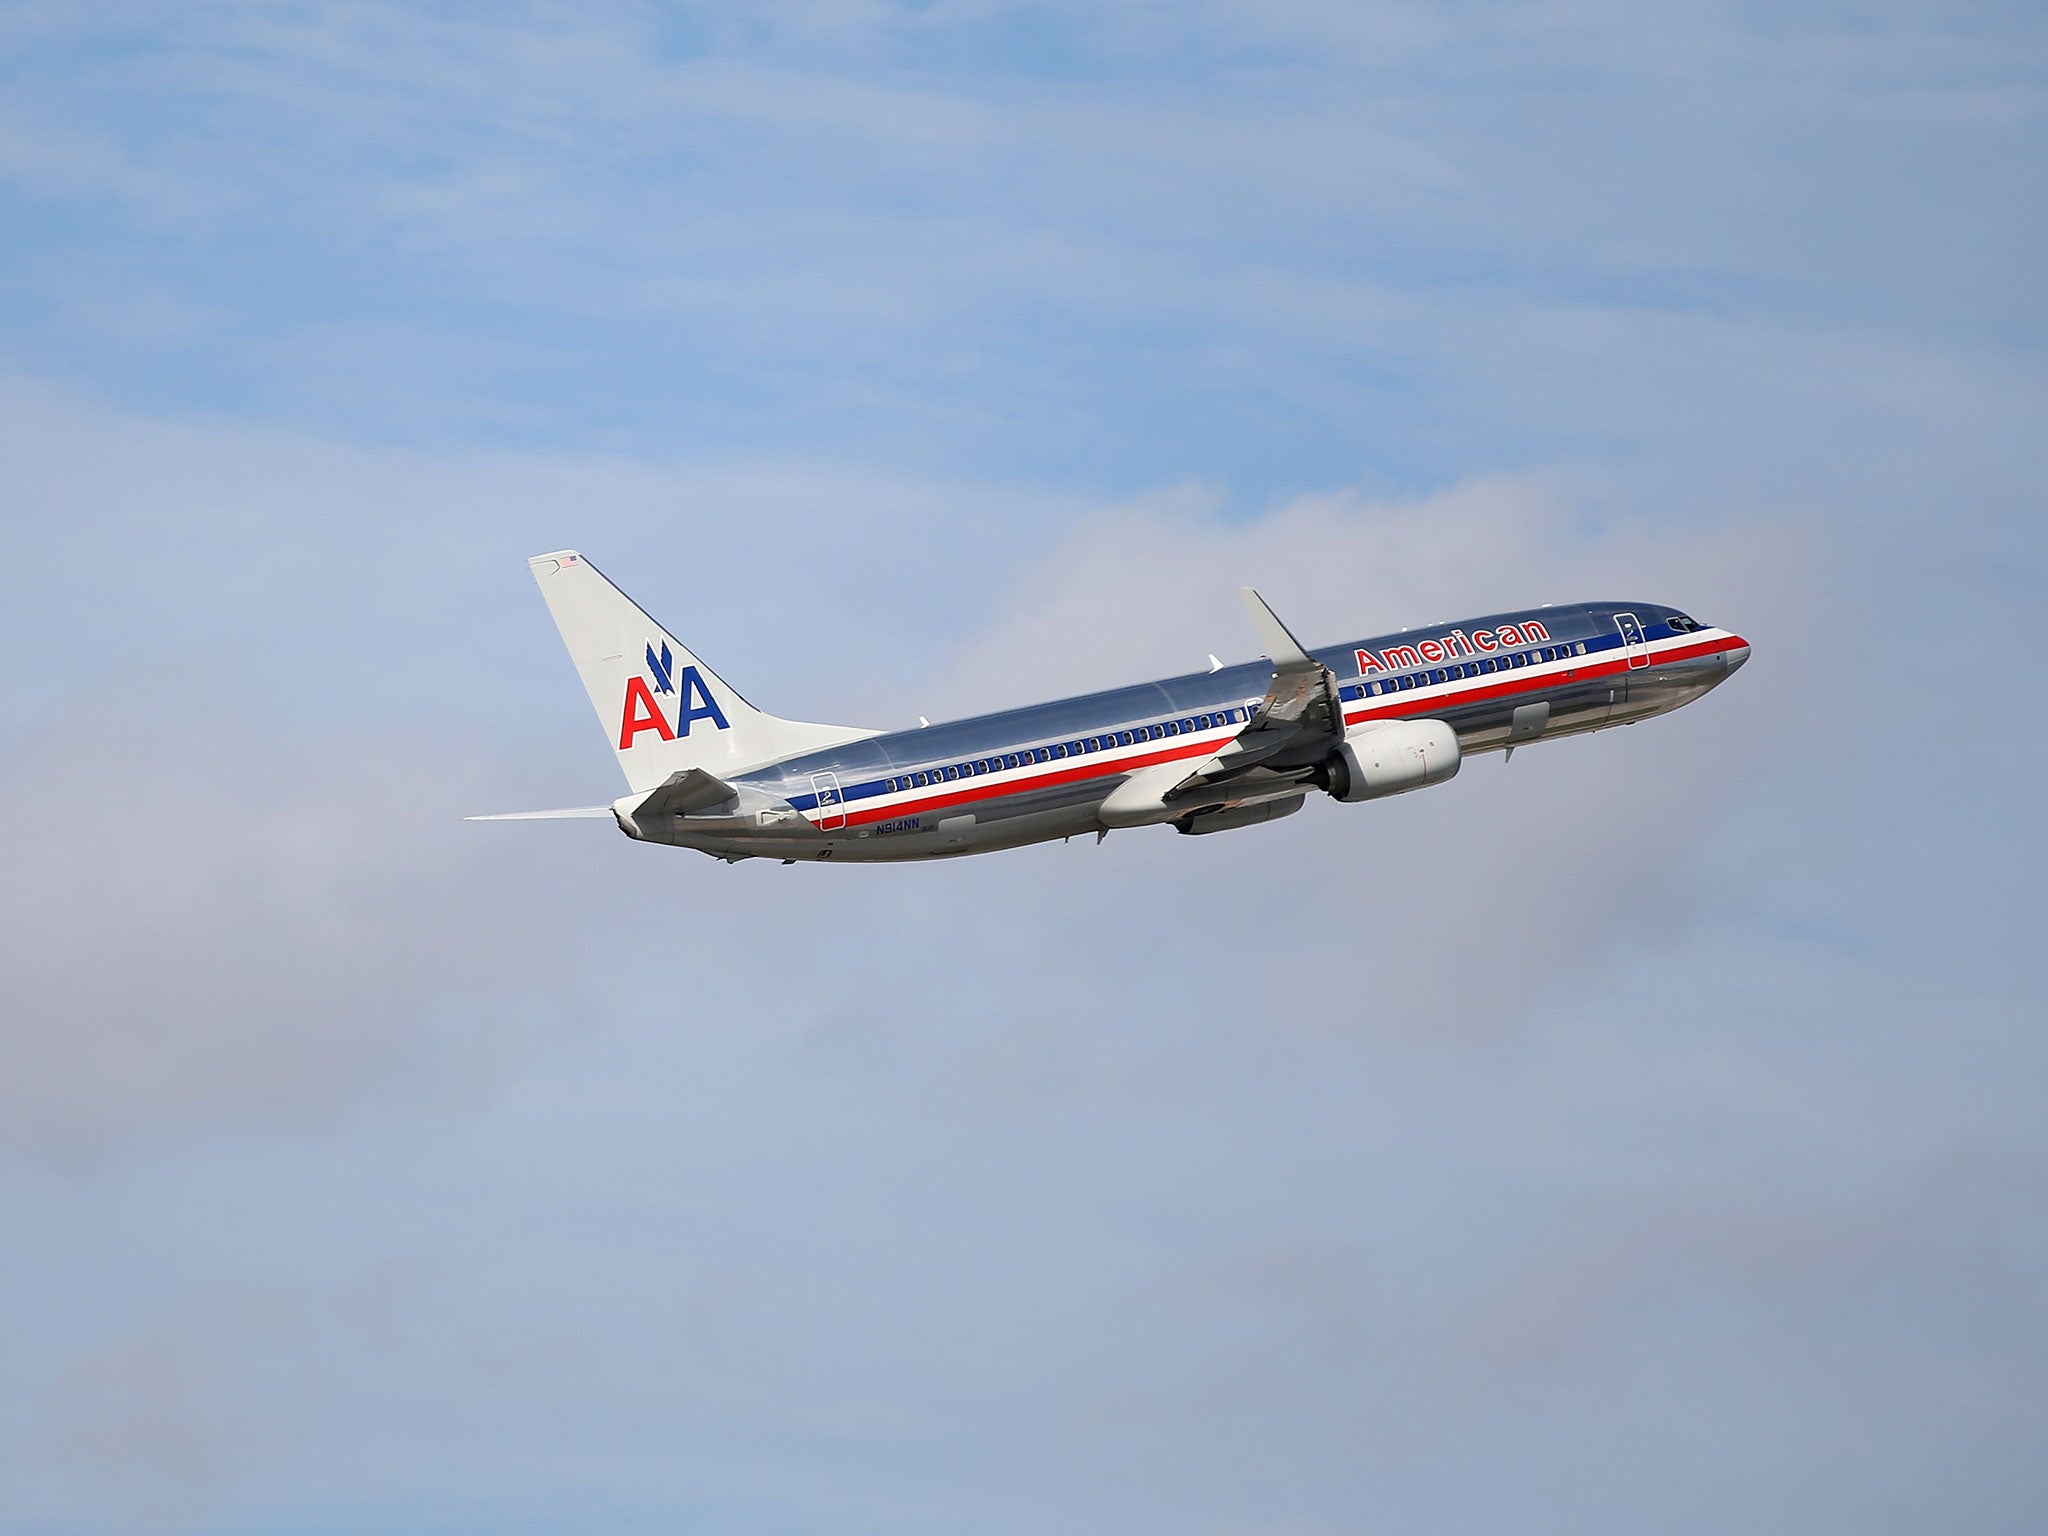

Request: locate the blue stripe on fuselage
(752, 602), (1691, 812)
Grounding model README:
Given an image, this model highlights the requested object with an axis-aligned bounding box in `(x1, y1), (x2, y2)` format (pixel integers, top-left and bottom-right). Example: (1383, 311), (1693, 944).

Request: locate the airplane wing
(1225, 587), (1346, 766)
(1119, 589), (1350, 819)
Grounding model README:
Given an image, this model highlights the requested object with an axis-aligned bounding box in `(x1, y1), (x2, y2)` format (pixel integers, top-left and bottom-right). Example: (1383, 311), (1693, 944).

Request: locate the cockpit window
(1668, 613), (1701, 633)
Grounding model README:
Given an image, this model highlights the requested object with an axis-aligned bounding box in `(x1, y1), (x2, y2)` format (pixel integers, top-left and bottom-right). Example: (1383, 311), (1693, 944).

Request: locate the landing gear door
(810, 772), (846, 831)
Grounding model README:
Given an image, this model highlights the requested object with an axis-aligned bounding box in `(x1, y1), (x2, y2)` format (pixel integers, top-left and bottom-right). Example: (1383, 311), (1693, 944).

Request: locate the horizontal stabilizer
(464, 806), (613, 821)
(634, 767), (737, 818)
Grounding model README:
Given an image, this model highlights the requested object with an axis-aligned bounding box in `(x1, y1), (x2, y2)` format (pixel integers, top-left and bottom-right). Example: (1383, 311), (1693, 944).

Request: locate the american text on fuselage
(481, 555), (1749, 866)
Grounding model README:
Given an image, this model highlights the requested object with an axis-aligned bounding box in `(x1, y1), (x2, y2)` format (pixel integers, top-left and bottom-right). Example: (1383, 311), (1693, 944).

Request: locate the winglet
(1240, 587), (1315, 668)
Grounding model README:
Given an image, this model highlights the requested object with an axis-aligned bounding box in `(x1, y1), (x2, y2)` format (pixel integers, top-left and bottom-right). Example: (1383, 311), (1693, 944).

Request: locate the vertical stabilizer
(527, 551), (877, 791)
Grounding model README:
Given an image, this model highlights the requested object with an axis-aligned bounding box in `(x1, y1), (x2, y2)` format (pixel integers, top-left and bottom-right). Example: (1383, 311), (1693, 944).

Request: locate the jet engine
(1321, 719), (1460, 802)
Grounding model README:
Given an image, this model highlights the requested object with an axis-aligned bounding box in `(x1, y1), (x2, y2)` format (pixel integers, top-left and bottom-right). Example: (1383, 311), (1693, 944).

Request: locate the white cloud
(0, 699), (610, 1171)
(907, 471), (1815, 1033)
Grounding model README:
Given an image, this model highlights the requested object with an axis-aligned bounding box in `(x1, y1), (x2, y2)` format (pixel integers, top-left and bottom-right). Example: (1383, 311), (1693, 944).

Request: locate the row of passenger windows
(877, 638), (1592, 796)
(1342, 643), (1587, 701)
(885, 707), (1250, 794)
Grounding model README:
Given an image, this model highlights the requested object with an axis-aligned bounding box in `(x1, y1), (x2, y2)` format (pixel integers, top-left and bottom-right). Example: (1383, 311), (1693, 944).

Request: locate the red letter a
(618, 676), (677, 749)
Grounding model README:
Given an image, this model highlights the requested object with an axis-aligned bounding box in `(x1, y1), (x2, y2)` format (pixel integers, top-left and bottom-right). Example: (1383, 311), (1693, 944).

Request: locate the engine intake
(1323, 719), (1460, 802)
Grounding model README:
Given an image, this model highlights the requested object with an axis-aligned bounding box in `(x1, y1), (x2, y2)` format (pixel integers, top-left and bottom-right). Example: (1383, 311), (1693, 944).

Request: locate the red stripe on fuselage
(1342, 630), (1741, 730)
(825, 631), (1744, 829)
(840, 733), (1224, 829)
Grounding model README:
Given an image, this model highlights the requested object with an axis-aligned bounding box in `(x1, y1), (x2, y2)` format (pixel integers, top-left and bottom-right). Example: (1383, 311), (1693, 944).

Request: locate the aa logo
(619, 639), (730, 747)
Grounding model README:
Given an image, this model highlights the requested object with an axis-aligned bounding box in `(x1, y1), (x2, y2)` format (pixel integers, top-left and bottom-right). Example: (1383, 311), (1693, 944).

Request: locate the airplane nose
(1724, 639), (1751, 675)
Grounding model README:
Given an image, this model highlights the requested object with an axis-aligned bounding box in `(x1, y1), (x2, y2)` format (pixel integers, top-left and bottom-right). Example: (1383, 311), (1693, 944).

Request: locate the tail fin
(528, 551), (877, 791)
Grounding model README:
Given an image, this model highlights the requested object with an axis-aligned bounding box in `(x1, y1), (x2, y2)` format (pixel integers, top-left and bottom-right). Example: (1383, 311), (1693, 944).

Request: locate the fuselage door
(810, 771), (846, 831)
(1614, 611), (1650, 668)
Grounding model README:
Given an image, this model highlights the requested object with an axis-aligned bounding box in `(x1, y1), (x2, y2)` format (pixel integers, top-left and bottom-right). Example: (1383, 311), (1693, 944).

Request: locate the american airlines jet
(473, 551), (1750, 864)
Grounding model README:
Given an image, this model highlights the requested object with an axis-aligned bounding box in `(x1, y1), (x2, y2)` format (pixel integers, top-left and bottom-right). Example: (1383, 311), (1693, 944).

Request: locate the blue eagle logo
(645, 640), (675, 694)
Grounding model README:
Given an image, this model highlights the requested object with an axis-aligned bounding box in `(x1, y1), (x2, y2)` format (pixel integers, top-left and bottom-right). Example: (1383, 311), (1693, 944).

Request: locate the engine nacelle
(1324, 719), (1460, 803)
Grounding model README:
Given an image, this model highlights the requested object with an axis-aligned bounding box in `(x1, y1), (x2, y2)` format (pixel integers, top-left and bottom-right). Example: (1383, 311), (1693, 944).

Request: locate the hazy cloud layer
(0, 3), (2043, 1534)
(0, 704), (591, 1170)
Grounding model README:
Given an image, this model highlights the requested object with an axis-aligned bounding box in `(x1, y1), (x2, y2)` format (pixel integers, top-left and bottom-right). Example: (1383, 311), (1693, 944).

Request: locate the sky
(1, 2), (2044, 1533)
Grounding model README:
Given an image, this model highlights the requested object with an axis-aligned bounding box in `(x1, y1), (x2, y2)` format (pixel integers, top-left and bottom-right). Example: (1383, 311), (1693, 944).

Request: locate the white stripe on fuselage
(805, 626), (1732, 828)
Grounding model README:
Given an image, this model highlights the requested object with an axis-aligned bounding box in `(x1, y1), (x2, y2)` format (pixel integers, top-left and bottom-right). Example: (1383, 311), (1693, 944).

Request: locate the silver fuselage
(626, 601), (1749, 863)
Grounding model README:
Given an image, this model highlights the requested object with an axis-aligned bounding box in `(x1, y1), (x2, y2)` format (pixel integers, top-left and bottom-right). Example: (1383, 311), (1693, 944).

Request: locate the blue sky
(1, 4), (2044, 1534)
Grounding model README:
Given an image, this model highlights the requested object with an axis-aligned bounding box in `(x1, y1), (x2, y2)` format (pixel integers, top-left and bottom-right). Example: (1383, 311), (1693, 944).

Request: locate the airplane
(470, 550), (1750, 864)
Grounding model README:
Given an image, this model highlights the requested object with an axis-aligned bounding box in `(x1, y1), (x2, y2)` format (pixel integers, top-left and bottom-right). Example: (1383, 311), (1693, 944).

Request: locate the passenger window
(1575, 641), (1587, 655)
